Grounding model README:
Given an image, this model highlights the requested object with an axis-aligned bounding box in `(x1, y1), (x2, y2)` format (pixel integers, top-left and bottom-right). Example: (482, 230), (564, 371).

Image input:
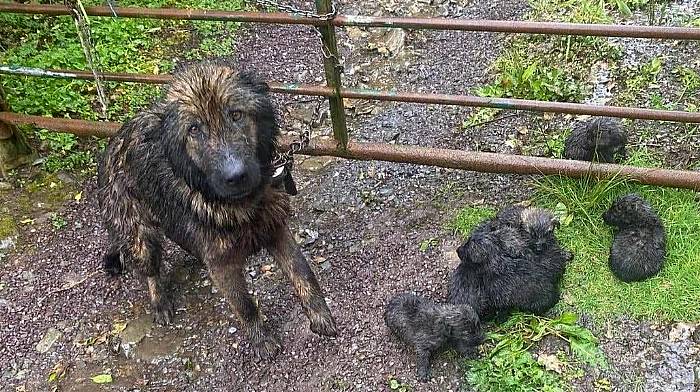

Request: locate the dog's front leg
(207, 256), (281, 360)
(415, 348), (432, 382)
(266, 227), (337, 337)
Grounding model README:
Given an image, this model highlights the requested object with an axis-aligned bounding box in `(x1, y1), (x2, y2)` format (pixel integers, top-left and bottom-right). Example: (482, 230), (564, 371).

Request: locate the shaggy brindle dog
(603, 193), (666, 282)
(98, 61), (336, 359)
(384, 293), (483, 382)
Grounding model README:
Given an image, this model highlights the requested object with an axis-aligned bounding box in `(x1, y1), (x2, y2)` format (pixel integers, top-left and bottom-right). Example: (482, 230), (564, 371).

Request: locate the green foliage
(387, 377), (412, 391)
(418, 237), (439, 252)
(0, 0), (244, 173)
(534, 149), (700, 321)
(463, 107), (500, 129)
(617, 58), (663, 105)
(475, 0), (620, 105)
(452, 206), (496, 237)
(50, 213), (68, 230)
(465, 313), (606, 392)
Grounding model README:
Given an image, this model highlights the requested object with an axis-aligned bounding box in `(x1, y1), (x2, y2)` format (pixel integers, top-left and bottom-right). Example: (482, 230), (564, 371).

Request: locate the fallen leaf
(537, 353), (564, 374)
(19, 218), (34, 225)
(111, 321), (128, 335)
(74, 192), (82, 202)
(91, 374), (113, 384)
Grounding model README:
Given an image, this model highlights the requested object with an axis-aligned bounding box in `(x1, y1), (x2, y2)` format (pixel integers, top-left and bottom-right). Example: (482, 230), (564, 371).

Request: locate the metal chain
(271, 97), (324, 169)
(248, 0), (337, 20)
(249, 0), (342, 169)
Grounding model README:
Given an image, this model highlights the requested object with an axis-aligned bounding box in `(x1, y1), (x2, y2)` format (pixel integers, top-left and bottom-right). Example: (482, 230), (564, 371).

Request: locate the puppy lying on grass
(384, 292), (483, 382)
(603, 193), (666, 282)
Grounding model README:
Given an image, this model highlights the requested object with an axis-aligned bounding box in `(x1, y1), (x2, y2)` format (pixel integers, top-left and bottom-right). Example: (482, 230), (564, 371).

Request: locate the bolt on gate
(1, 1), (700, 189)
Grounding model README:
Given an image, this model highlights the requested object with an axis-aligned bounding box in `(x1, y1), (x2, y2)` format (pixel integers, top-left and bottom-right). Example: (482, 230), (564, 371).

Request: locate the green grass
(465, 313), (606, 392)
(451, 150), (700, 322)
(466, 0), (621, 127)
(0, 0), (244, 173)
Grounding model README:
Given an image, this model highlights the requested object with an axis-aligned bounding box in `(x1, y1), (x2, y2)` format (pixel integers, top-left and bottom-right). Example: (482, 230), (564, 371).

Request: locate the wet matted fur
(603, 193), (666, 282)
(449, 206), (571, 320)
(384, 292), (483, 382)
(97, 61), (336, 359)
(564, 117), (627, 163)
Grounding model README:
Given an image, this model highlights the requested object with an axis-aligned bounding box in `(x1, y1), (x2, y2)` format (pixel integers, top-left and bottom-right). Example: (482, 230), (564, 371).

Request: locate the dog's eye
(230, 110), (243, 121)
(188, 124), (200, 136)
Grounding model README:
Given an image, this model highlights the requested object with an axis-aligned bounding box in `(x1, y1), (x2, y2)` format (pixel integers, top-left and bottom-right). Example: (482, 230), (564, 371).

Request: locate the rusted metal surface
(335, 16), (700, 40)
(2, 111), (700, 190)
(315, 0), (348, 148)
(0, 112), (120, 138)
(3, 66), (700, 123)
(3, 3), (700, 40)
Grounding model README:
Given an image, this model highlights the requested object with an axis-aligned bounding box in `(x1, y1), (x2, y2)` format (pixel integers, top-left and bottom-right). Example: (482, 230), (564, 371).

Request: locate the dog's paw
(252, 334), (282, 361)
(152, 296), (175, 325)
(309, 312), (338, 337)
(416, 369), (431, 383)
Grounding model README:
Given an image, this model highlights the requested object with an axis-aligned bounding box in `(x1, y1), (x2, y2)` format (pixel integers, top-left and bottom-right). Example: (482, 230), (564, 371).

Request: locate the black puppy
(449, 207), (570, 320)
(384, 293), (483, 382)
(603, 194), (666, 282)
(564, 117), (627, 163)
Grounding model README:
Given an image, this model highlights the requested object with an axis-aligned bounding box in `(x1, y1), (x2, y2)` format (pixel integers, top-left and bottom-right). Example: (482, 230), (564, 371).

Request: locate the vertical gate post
(0, 82), (35, 176)
(314, 0), (348, 149)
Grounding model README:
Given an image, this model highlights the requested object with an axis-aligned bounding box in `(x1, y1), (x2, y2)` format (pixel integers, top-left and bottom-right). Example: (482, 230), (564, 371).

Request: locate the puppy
(603, 194), (666, 282)
(449, 207), (571, 320)
(564, 117), (627, 163)
(384, 292), (483, 382)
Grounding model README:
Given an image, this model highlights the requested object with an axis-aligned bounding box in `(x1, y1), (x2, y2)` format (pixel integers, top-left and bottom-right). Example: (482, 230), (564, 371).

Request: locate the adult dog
(97, 61), (337, 359)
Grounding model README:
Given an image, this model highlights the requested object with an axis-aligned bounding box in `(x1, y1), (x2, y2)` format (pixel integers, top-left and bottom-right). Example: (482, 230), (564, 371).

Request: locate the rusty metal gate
(1, 1), (700, 189)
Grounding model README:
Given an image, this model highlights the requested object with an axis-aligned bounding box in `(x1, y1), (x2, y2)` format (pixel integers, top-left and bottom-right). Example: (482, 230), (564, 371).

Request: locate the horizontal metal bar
(2, 111), (699, 190)
(335, 15), (700, 40)
(2, 3), (700, 40)
(2, 66), (700, 123)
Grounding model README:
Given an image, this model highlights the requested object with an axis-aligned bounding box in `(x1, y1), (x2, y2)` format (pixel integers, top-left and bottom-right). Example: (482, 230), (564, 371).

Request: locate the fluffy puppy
(450, 226), (561, 320)
(450, 206), (571, 320)
(603, 194), (666, 282)
(384, 293), (483, 382)
(564, 117), (627, 163)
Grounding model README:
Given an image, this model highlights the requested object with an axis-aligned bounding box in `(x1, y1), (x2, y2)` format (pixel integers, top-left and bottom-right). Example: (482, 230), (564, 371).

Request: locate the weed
(418, 238), (439, 252)
(465, 312), (606, 392)
(50, 213), (67, 230)
(463, 108), (500, 129)
(617, 57), (663, 105)
(387, 377), (412, 391)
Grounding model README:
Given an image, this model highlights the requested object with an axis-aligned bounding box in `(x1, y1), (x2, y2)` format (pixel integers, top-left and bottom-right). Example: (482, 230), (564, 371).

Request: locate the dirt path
(1, 0), (699, 391)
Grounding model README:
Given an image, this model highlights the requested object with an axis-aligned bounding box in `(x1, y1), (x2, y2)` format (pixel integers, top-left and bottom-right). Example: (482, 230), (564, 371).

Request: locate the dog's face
(161, 63), (277, 200)
(442, 305), (482, 354)
(603, 193), (653, 227)
(520, 208), (558, 252)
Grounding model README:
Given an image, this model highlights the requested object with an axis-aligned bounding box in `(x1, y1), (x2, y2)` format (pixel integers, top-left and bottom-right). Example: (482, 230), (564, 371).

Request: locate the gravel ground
(1, 1), (699, 391)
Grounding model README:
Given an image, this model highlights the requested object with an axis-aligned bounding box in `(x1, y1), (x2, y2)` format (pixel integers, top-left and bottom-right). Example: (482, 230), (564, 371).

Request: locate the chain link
(248, 0), (337, 20)
(249, 0), (341, 170)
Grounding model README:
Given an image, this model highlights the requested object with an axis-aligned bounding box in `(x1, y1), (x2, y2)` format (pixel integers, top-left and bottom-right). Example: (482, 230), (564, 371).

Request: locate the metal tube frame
(1, 3), (700, 190)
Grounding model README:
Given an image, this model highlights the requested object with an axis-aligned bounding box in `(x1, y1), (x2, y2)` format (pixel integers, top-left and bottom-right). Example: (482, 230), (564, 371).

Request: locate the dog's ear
(238, 71), (270, 95)
(456, 243), (469, 263)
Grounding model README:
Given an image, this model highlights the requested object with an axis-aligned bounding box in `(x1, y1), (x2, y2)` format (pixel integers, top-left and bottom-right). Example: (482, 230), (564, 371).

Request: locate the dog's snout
(222, 159), (248, 185)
